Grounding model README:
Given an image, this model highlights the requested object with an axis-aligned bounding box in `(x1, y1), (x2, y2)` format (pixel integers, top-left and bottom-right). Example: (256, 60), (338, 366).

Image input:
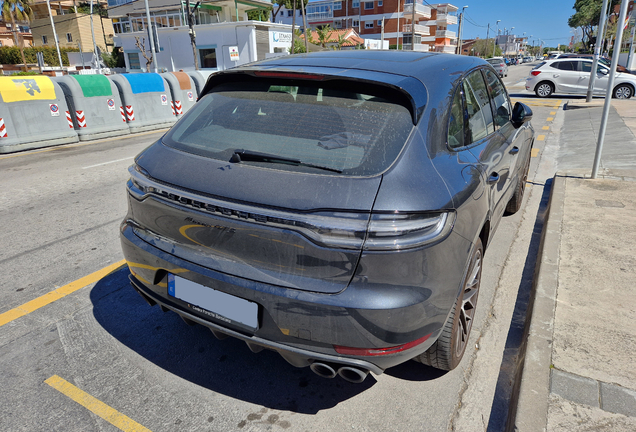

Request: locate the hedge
(0, 46), (80, 67)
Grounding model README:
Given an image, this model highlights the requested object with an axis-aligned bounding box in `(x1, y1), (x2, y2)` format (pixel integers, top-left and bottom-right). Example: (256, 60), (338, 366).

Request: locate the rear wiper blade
(230, 149), (342, 173)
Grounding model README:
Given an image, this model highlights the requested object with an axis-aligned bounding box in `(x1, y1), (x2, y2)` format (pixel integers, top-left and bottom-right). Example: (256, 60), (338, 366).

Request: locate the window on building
(127, 52), (141, 69)
(353, 20), (359, 27)
(352, 0), (360, 8)
(378, 0), (383, 5)
(365, 1), (374, 9)
(42, 35), (47, 44)
(287, 10), (293, 16)
(199, 48), (217, 69)
(66, 33), (73, 43)
(333, 1), (342, 10)
(377, 19), (382, 26)
(365, 21), (373, 28)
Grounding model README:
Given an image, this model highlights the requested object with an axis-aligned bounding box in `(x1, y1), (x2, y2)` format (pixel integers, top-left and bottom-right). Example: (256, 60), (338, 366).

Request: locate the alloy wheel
(615, 85), (632, 99)
(454, 249), (482, 358)
(537, 83), (552, 97)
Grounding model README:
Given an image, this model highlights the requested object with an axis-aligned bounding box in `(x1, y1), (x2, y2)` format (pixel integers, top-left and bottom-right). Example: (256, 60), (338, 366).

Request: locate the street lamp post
(456, 5), (468, 55)
(493, 19), (500, 57)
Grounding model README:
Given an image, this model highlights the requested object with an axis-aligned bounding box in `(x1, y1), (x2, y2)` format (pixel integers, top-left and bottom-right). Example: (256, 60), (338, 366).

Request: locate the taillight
(363, 212), (455, 250)
(253, 71), (325, 80)
(531, 70), (541, 76)
(500, 63), (506, 67)
(334, 334), (432, 356)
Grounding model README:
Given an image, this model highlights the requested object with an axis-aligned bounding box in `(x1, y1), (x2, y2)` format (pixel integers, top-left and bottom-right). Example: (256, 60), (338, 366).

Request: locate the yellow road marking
(0, 129), (168, 161)
(537, 135), (546, 141)
(0, 260), (126, 327)
(547, 117), (554, 121)
(45, 375), (151, 432)
(542, 126), (550, 130)
(532, 148), (540, 157)
(550, 111), (557, 115)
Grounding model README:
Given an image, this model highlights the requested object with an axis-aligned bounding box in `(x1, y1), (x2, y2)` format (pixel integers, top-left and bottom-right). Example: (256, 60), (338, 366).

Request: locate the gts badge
(184, 217), (236, 233)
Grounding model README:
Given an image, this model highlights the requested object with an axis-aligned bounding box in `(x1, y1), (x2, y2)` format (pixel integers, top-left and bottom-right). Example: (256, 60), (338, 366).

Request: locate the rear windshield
(162, 78), (415, 176)
(487, 59), (502, 65)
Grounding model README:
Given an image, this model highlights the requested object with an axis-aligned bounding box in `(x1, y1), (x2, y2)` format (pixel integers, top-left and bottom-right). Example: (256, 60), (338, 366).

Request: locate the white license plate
(168, 274), (258, 329)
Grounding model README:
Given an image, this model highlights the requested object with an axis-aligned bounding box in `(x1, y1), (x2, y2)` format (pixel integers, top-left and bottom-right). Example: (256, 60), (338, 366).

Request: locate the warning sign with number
(228, 46), (240, 62)
(49, 104), (60, 117)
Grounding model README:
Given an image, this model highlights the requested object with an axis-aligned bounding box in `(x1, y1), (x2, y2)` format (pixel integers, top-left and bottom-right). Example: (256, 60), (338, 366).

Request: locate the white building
(108, 0), (293, 73)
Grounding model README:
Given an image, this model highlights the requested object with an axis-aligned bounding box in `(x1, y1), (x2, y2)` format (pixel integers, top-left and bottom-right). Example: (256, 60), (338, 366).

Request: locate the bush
(0, 46), (80, 66)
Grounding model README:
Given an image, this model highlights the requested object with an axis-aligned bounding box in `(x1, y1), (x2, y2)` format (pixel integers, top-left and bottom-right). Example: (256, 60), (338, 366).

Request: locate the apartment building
(0, 21), (33, 48)
(276, 0), (458, 52)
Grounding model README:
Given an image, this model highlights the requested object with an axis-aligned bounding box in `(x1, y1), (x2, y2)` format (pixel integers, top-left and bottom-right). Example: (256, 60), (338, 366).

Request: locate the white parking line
(82, 157), (134, 169)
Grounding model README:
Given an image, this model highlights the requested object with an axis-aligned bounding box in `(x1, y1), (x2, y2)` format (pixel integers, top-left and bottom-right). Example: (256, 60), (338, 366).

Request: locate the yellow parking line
(547, 117), (554, 121)
(537, 135), (546, 141)
(542, 126), (550, 130)
(532, 148), (540, 157)
(45, 375), (151, 432)
(0, 260), (126, 327)
(550, 111), (557, 115)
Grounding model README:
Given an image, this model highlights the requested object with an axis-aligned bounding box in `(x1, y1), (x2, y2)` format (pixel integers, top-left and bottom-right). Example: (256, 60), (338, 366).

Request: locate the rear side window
(553, 61), (578, 71)
(163, 79), (415, 176)
(448, 88), (464, 149)
(463, 70), (494, 142)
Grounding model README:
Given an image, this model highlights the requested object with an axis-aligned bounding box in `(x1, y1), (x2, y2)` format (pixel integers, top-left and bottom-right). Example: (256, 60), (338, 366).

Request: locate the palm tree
(316, 25), (333, 48)
(1, 0), (34, 72)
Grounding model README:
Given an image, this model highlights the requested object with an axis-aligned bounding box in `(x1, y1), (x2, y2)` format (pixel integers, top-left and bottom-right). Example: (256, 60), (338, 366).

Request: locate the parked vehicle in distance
(526, 58), (636, 98)
(486, 57), (508, 77)
(556, 53), (632, 74)
(523, 56), (533, 63)
(121, 51), (535, 383)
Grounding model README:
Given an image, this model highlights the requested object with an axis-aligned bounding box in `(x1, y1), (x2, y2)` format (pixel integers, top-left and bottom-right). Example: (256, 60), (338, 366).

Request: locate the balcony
(436, 30), (456, 38)
(403, 3), (431, 19)
(436, 45), (457, 54)
(402, 24), (430, 35)
(306, 12), (333, 22)
(436, 13), (457, 25)
(402, 43), (429, 52)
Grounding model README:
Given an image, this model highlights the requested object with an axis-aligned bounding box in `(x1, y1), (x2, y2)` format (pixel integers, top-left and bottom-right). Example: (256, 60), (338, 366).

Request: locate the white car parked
(526, 58), (636, 99)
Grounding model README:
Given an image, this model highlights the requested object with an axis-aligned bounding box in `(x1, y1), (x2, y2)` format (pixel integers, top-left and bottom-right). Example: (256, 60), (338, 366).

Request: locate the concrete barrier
(161, 72), (197, 116)
(108, 73), (176, 133)
(186, 71), (206, 98)
(0, 75), (78, 154)
(53, 74), (130, 141)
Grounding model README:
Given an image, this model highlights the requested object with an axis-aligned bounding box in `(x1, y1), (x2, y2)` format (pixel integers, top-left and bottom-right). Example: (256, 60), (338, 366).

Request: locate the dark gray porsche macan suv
(120, 51), (534, 383)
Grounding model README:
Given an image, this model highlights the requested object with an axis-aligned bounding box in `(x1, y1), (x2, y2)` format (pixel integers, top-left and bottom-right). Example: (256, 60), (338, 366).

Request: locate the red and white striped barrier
(119, 106), (126, 122)
(75, 111), (86, 128)
(0, 118), (7, 138)
(65, 111), (74, 129)
(125, 105), (135, 121)
(174, 100), (183, 115)
(170, 102), (176, 116)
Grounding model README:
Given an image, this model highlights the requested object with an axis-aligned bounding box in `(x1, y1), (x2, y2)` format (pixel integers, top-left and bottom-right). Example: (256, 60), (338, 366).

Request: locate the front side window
(163, 79), (415, 176)
(463, 70), (494, 142)
(483, 69), (511, 128)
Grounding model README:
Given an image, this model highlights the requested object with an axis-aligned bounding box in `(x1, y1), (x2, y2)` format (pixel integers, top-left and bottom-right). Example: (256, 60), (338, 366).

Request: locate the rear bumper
(120, 220), (468, 372)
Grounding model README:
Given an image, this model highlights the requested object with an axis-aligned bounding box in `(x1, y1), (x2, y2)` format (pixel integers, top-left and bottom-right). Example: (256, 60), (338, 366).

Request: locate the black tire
(505, 148), (531, 215)
(414, 238), (483, 371)
(613, 84), (633, 99)
(535, 82), (553, 98)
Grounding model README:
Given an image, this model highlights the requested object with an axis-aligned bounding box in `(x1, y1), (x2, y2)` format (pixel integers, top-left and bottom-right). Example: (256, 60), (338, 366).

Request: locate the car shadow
(89, 270), (442, 413)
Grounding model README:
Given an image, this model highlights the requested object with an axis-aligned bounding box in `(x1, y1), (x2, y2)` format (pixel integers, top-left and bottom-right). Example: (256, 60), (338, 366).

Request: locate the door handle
(488, 173), (500, 183)
(509, 146), (520, 155)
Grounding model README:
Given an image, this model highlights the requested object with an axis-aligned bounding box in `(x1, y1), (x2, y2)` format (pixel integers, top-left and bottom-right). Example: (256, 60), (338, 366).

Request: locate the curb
(511, 174), (566, 432)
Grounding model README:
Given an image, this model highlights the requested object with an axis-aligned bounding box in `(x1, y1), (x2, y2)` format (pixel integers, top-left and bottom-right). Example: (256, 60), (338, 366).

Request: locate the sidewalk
(514, 100), (636, 431)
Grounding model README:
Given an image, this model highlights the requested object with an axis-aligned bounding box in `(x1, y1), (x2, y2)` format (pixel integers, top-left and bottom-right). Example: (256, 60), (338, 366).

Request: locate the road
(0, 62), (564, 432)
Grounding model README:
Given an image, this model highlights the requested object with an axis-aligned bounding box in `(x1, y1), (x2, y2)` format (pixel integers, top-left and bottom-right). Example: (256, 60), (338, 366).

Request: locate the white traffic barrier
(108, 73), (176, 133)
(0, 75), (78, 154)
(186, 71), (208, 98)
(161, 72), (197, 117)
(53, 74), (130, 141)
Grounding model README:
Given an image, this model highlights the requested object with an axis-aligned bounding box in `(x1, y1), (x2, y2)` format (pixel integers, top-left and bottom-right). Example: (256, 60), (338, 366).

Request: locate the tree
(568, 0), (619, 52)
(134, 36), (153, 72)
(470, 39), (501, 58)
(271, 0), (308, 22)
(315, 25), (333, 48)
(336, 33), (346, 50)
(1, 0), (33, 72)
(247, 8), (271, 21)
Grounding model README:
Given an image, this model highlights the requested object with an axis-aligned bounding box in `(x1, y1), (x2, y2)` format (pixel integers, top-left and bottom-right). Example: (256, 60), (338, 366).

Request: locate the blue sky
(454, 0), (577, 48)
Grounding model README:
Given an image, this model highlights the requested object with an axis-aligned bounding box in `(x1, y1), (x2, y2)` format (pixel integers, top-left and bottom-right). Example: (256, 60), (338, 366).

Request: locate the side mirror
(511, 102), (533, 128)
(598, 68), (609, 75)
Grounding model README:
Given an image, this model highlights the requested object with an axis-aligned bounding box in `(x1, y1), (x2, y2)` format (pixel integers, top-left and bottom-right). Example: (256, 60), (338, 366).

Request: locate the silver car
(526, 58), (636, 98)
(486, 57), (508, 78)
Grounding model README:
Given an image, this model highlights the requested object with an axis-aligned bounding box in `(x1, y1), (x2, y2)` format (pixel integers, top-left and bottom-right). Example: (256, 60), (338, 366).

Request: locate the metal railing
(436, 14), (457, 25)
(402, 24), (430, 35)
(306, 12), (333, 21)
(436, 30), (456, 38)
(402, 43), (430, 52)
(402, 3), (431, 18)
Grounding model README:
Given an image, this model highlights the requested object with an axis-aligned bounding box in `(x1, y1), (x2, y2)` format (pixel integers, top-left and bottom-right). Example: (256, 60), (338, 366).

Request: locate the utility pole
(587, 0), (609, 102)
(290, 0), (296, 53)
(486, 23), (490, 55)
(186, 0), (201, 69)
(300, 0), (308, 53)
(456, 5), (467, 55)
(90, 0), (101, 73)
(410, 0), (416, 50)
(592, 0), (630, 179)
(627, 16), (635, 70)
(46, 0), (64, 68)
(143, 0), (158, 72)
